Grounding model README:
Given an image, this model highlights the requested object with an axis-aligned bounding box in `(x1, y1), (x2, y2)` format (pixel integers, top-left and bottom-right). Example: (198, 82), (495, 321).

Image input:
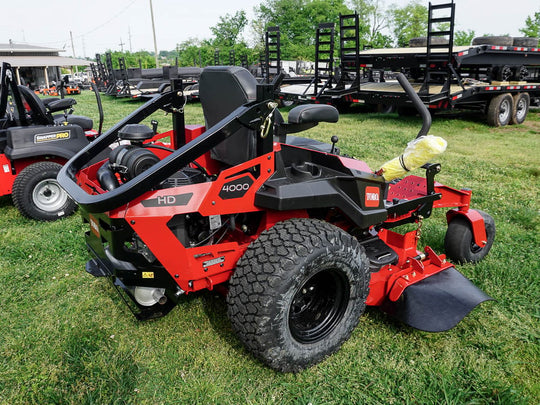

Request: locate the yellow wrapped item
(377, 135), (447, 181)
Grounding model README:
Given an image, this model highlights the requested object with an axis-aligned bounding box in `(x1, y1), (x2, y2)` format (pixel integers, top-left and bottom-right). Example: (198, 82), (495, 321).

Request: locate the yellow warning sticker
(142, 272), (154, 279)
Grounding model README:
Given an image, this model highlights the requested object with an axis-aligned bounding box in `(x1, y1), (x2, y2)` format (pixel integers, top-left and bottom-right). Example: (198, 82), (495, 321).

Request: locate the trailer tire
(472, 36), (513, 46)
(409, 37), (448, 47)
(12, 161), (77, 221)
(512, 37), (539, 47)
(492, 65), (513, 82)
(397, 106), (417, 117)
(227, 218), (370, 372)
(511, 92), (530, 125)
(486, 93), (513, 127)
(444, 210), (495, 264)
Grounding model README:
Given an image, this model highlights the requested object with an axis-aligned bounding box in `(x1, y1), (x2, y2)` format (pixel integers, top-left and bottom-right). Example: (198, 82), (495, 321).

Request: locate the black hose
(396, 73), (432, 138)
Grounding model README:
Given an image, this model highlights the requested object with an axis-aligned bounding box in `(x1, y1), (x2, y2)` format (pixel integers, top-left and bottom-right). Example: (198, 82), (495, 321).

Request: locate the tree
(388, 1), (428, 47)
(255, 0), (352, 60)
(519, 11), (540, 38)
(106, 51), (157, 69)
(175, 38), (215, 67)
(348, 0), (392, 48)
(454, 29), (475, 46)
(210, 11), (248, 48)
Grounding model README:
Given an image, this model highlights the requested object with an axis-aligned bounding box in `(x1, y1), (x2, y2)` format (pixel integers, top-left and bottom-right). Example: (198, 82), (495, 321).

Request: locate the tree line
(104, 0), (540, 69)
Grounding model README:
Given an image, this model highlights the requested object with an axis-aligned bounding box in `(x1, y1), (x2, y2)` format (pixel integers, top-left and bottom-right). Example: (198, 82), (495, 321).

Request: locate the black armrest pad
(288, 104), (339, 124)
(47, 98), (77, 113)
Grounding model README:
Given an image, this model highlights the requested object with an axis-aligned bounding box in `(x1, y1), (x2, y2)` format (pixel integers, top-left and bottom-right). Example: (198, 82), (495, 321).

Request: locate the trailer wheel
(227, 218), (370, 372)
(397, 106), (417, 117)
(12, 161), (77, 221)
(486, 93), (513, 127)
(444, 210), (495, 264)
(493, 65), (513, 82)
(511, 92), (530, 125)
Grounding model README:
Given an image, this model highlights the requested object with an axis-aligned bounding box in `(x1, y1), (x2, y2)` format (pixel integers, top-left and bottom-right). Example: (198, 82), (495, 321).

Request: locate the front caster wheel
(227, 218), (370, 372)
(444, 210), (495, 264)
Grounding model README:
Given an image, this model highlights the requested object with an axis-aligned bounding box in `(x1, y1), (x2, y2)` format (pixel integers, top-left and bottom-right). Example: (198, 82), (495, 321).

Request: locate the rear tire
(444, 210), (495, 264)
(12, 161), (77, 221)
(510, 92), (530, 125)
(486, 93), (513, 127)
(227, 218), (370, 372)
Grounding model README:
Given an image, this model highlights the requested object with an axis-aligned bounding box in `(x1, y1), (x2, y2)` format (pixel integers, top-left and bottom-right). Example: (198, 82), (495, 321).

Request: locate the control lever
(330, 135), (339, 154)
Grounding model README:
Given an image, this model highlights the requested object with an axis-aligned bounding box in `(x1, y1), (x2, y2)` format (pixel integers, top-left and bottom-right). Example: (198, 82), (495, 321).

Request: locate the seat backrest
(17, 85), (51, 125)
(199, 66), (258, 167)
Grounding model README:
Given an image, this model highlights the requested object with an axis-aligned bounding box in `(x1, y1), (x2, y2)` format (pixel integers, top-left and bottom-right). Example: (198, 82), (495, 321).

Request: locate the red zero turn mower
(58, 66), (494, 372)
(0, 63), (103, 220)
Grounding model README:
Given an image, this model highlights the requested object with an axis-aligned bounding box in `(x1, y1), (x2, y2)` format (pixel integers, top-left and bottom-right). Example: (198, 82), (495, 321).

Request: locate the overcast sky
(1, 0), (538, 57)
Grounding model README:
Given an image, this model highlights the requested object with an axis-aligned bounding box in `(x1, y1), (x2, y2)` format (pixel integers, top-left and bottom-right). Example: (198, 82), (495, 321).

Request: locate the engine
(96, 123), (207, 191)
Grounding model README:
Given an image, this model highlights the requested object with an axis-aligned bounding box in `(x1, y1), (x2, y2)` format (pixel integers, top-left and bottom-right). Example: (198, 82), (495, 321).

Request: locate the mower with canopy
(58, 66), (494, 372)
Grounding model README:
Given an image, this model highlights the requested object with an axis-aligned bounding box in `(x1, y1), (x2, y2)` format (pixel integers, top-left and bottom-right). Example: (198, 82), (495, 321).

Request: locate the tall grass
(0, 91), (538, 404)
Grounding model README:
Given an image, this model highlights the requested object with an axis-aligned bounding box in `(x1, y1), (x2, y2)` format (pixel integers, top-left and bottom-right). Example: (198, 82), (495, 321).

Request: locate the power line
(30, 0), (138, 47)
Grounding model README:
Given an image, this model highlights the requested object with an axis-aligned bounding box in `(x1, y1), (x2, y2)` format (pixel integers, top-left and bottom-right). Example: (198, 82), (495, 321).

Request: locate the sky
(0, 0), (538, 58)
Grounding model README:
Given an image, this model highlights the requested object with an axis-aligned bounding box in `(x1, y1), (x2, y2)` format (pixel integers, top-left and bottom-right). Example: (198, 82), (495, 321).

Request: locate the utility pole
(70, 31), (78, 73)
(149, 0), (159, 67)
(128, 26), (133, 52)
(82, 36), (87, 59)
(119, 38), (125, 52)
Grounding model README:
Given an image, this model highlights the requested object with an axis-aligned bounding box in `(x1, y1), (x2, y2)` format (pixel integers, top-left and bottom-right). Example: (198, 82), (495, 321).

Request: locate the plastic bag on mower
(57, 67), (495, 372)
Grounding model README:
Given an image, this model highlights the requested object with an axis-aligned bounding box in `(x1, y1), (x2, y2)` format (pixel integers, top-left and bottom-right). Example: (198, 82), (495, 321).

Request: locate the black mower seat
(199, 66), (258, 167)
(18, 85), (77, 122)
(199, 66), (338, 166)
(17, 85), (50, 125)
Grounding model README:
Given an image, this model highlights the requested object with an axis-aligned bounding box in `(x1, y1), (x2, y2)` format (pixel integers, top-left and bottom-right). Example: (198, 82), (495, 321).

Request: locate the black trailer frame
(277, 1), (540, 126)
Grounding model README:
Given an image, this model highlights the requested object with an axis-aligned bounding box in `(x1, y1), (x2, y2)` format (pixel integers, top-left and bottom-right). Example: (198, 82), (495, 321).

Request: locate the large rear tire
(486, 93), (513, 127)
(510, 92), (530, 125)
(12, 161), (77, 221)
(227, 218), (370, 372)
(444, 210), (495, 264)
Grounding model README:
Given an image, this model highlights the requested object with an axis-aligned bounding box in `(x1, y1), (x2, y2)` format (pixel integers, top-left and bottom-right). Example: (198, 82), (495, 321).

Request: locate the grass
(0, 91), (539, 404)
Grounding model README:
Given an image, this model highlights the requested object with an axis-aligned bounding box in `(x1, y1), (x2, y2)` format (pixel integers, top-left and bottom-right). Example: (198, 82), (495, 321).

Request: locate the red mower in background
(0, 62), (103, 220)
(58, 66), (495, 372)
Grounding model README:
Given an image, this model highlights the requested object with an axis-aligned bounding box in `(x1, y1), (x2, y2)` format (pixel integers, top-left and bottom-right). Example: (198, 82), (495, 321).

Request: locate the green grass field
(0, 91), (538, 404)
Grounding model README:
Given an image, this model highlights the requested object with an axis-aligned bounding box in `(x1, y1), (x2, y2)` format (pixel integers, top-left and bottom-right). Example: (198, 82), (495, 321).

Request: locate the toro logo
(89, 215), (100, 238)
(219, 175), (254, 200)
(364, 186), (380, 208)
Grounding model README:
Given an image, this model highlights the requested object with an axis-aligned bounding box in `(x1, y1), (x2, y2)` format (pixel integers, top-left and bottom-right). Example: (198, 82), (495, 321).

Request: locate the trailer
(278, 1), (540, 126)
(347, 41), (540, 126)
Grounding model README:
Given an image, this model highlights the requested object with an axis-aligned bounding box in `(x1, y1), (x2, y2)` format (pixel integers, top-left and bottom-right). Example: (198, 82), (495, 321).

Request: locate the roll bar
(57, 87), (276, 213)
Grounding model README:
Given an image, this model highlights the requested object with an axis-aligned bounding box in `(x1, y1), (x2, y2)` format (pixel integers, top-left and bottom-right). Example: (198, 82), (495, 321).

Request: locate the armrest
(46, 98), (77, 113)
(281, 104), (339, 134)
(288, 104), (339, 124)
